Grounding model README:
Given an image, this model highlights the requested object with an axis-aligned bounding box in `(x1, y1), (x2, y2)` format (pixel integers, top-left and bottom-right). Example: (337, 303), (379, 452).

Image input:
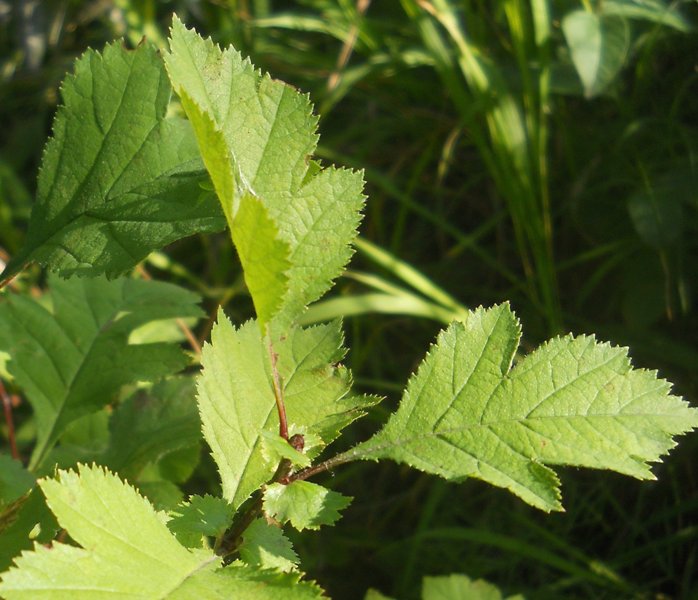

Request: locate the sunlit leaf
(197, 312), (375, 510)
(239, 518), (299, 572)
(165, 17), (364, 327)
(0, 465), (323, 599)
(353, 304), (698, 511)
(0, 42), (224, 283)
(264, 481), (352, 531)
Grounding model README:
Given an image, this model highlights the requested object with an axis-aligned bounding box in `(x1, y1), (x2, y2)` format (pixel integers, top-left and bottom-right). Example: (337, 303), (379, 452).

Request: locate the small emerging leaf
(168, 494), (234, 548)
(264, 481), (352, 530)
(239, 518), (299, 572)
(197, 312), (376, 509)
(353, 303), (698, 511)
(260, 431), (311, 469)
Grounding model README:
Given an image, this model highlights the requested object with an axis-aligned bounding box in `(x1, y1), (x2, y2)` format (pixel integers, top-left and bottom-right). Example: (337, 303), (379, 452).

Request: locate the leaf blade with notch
(196, 311), (376, 510)
(0, 465), (323, 599)
(164, 17), (364, 327)
(352, 303), (698, 511)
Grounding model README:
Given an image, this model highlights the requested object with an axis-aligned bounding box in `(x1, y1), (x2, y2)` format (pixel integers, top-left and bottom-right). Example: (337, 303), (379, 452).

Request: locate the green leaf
(165, 17), (364, 326)
(103, 377), (202, 480)
(0, 488), (58, 573)
(365, 591), (396, 600)
(46, 410), (111, 469)
(0, 456), (34, 511)
(0, 276), (202, 470)
(422, 574), (524, 600)
(0, 465), (323, 599)
(175, 564), (324, 599)
(232, 193), (291, 326)
(260, 431), (311, 469)
(239, 518), (299, 572)
(0, 41), (224, 283)
(0, 465), (217, 598)
(626, 172), (685, 248)
(197, 311), (375, 509)
(264, 481), (352, 530)
(168, 495), (234, 548)
(601, 0), (690, 32)
(352, 304), (698, 511)
(562, 10), (630, 98)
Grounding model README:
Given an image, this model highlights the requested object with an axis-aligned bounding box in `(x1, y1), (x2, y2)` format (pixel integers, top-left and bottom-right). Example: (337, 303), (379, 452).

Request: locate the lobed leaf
(0, 465), (323, 598)
(422, 574), (524, 600)
(164, 17), (364, 327)
(0, 276), (202, 470)
(264, 481), (352, 531)
(352, 303), (698, 511)
(196, 311), (376, 509)
(239, 518), (299, 572)
(0, 41), (224, 283)
(168, 494), (234, 548)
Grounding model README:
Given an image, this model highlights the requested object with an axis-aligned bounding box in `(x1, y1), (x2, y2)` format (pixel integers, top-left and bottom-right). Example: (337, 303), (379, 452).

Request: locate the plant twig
(135, 264), (202, 354)
(289, 448), (358, 483)
(266, 334), (288, 440)
(0, 379), (19, 460)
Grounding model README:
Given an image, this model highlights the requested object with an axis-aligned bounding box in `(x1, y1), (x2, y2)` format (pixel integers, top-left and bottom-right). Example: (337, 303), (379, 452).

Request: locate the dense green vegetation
(1, 2), (697, 598)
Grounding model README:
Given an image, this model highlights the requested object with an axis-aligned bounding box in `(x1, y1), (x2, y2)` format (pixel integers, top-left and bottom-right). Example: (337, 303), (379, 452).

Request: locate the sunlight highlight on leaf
(352, 303), (698, 511)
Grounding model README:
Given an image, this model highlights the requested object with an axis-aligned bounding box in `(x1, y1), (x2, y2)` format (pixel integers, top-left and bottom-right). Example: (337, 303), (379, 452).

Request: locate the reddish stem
(267, 336), (288, 440)
(136, 264), (201, 354)
(0, 379), (19, 460)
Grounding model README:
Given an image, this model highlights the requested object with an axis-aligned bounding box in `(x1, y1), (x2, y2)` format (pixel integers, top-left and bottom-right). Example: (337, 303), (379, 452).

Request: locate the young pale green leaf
(260, 431), (311, 469)
(197, 311), (375, 509)
(102, 377), (202, 480)
(171, 563), (324, 599)
(168, 495), (234, 548)
(264, 481), (352, 531)
(422, 574), (524, 600)
(232, 193), (291, 326)
(0, 276), (202, 470)
(0, 41), (224, 283)
(239, 518), (299, 572)
(0, 465), (323, 599)
(165, 17), (364, 326)
(351, 303), (698, 512)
